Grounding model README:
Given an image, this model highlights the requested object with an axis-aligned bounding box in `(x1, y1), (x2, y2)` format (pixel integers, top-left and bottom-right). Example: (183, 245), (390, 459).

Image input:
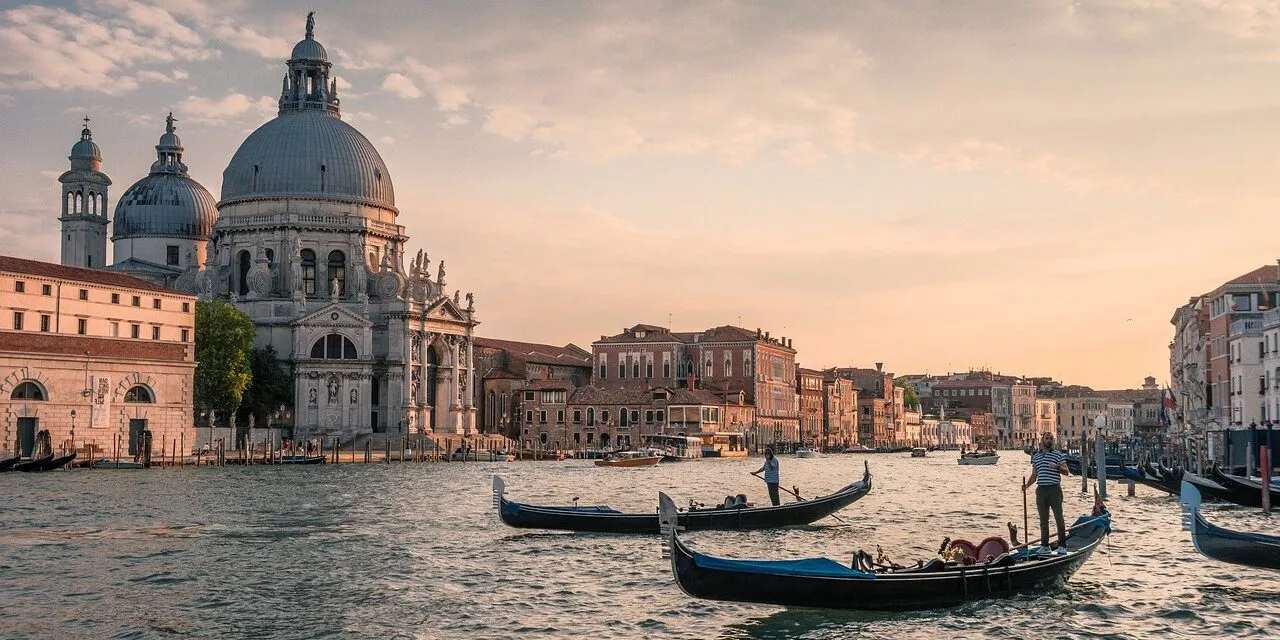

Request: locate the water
(1, 454), (1276, 639)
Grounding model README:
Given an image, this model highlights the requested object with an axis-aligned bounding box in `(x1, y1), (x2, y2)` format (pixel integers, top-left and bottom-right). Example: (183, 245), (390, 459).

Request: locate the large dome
(219, 110), (396, 212)
(113, 173), (218, 239)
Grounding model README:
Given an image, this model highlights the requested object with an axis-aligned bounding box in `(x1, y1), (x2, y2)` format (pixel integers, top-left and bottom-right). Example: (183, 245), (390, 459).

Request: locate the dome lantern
(280, 11), (339, 117)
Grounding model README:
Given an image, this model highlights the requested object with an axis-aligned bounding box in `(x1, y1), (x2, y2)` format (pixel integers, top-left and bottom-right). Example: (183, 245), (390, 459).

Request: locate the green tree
(194, 300), (255, 426)
(897, 381), (921, 410)
(239, 346), (293, 425)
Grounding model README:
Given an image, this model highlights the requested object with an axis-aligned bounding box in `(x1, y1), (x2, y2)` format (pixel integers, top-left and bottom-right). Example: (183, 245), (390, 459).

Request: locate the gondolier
(752, 448), (781, 506)
(1024, 432), (1070, 552)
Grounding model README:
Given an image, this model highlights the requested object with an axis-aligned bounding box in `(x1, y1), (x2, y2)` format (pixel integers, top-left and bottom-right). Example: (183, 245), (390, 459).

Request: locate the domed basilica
(58, 14), (479, 437)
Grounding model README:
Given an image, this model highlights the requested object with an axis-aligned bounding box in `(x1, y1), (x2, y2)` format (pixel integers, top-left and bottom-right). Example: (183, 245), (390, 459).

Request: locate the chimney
(875, 362), (883, 372)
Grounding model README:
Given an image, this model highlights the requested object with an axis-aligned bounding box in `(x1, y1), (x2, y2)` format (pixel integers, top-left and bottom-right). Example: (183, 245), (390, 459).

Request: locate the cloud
(381, 73), (422, 99)
(176, 93), (276, 124)
(0, 3), (218, 94)
(209, 22), (292, 59)
(379, 136), (395, 145)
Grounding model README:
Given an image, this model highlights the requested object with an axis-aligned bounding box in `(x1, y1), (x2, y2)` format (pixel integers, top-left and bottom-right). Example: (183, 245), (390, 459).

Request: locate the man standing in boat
(752, 448), (781, 506)
(1024, 432), (1070, 552)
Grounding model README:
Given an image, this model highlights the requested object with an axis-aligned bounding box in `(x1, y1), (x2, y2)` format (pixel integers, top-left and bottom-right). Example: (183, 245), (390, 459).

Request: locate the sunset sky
(3, 0), (1280, 389)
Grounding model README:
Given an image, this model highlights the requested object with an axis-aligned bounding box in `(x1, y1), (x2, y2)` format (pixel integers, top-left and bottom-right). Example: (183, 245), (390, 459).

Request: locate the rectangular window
(12, 312), (22, 330)
(39, 315), (50, 332)
(131, 296), (140, 307)
(630, 410), (639, 424)
(525, 410), (533, 423)
(524, 391), (534, 402)
(656, 410), (665, 423)
(599, 363), (607, 379)
(41, 284), (51, 296)
(78, 289), (88, 300)
(77, 318), (87, 335)
(182, 302), (190, 313)
(111, 293), (119, 304)
(111, 322), (119, 337)
(130, 324), (140, 339)
(573, 410), (582, 424)
(619, 361), (626, 378)
(646, 362), (653, 378)
(153, 298), (161, 310)
(633, 362), (640, 378)
(645, 410), (654, 423)
(166, 245), (180, 266)
(663, 362), (671, 378)
(557, 410), (564, 423)
(151, 326), (160, 340)
(14, 281), (24, 293)
(180, 328), (189, 342)
(538, 410), (547, 423)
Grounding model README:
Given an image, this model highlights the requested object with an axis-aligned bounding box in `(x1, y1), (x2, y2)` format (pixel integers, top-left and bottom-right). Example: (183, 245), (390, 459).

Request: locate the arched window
(310, 334), (358, 359)
(705, 357), (713, 378)
(11, 381), (46, 401)
(586, 407), (595, 426)
(88, 192), (96, 215)
(327, 250), (346, 296)
(619, 407), (629, 427)
(237, 250), (251, 295)
(724, 353), (732, 377)
(539, 432), (548, 445)
(124, 385), (154, 403)
(301, 249), (316, 295)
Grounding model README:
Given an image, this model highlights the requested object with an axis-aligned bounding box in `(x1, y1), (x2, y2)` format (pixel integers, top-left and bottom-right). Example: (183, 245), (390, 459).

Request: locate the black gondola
(1131, 462), (1181, 495)
(658, 492), (1112, 611)
(13, 452), (76, 472)
(1065, 455), (1127, 480)
(493, 462), (871, 534)
(1179, 481), (1280, 572)
(1207, 468), (1280, 509)
(0, 455), (19, 472)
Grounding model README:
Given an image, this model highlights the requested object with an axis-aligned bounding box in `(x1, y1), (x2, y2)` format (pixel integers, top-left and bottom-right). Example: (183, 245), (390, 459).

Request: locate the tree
(194, 300), (255, 427)
(240, 345), (293, 426)
(897, 381), (921, 410)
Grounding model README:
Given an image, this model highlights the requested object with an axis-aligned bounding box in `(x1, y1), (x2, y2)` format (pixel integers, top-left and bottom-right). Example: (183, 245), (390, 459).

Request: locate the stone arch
(112, 373), (157, 403)
(309, 333), (358, 359)
(10, 380), (48, 401)
(123, 384), (154, 403)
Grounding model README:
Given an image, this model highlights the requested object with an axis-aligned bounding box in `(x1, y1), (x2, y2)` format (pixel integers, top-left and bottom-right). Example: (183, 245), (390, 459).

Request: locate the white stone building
(1227, 318), (1265, 428)
(1106, 402), (1135, 440)
(1261, 309), (1280, 424)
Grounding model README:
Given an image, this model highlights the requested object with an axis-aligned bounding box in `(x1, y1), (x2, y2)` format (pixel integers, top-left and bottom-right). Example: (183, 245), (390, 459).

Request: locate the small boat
(795, 446), (816, 459)
(92, 459), (145, 470)
(0, 455), (19, 472)
(1180, 480), (1280, 572)
(842, 445), (874, 453)
(658, 491), (1112, 611)
(14, 452), (76, 472)
(910, 447), (927, 458)
(1065, 455), (1128, 480)
(594, 452), (663, 467)
(957, 450), (999, 466)
(494, 462), (872, 534)
(279, 455), (326, 465)
(1208, 467), (1280, 509)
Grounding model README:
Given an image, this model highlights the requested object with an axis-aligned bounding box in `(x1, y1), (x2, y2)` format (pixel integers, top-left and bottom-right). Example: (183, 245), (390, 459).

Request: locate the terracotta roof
(0, 330), (190, 362)
(473, 337), (591, 366)
(1225, 265), (1280, 287)
(668, 387), (749, 406)
(796, 367), (824, 377)
(0, 255), (185, 295)
(594, 324), (686, 344)
(520, 379), (575, 391)
(568, 386), (659, 405)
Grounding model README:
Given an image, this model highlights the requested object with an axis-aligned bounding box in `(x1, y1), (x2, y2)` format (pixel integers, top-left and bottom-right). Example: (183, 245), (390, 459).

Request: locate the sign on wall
(90, 376), (111, 429)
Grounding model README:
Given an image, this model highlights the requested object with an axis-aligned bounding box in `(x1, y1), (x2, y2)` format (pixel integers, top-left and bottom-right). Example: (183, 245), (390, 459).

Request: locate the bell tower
(58, 117), (112, 268)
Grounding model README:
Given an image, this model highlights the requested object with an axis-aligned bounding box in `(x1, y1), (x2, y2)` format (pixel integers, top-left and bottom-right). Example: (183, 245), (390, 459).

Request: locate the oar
(750, 474), (851, 526)
(1022, 476), (1030, 546)
(1005, 512), (1109, 555)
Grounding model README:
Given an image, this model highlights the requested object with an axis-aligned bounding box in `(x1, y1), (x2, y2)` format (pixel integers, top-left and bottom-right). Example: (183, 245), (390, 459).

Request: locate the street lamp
(70, 409), (77, 454)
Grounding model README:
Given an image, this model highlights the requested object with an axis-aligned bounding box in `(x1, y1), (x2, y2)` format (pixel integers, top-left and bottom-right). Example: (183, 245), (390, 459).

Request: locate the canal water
(1, 454), (1276, 639)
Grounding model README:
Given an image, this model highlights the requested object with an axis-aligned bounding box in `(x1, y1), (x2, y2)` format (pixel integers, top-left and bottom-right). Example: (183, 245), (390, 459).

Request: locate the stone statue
(465, 292), (474, 311)
(291, 257), (303, 297)
(308, 388), (318, 406)
(330, 275), (340, 298)
(305, 11), (315, 39)
(437, 260), (447, 288)
(349, 254), (366, 296)
(197, 269), (213, 299)
(185, 246), (195, 268)
(414, 249), (425, 276)
(327, 376), (339, 403)
(453, 289), (460, 305)
(349, 388), (357, 404)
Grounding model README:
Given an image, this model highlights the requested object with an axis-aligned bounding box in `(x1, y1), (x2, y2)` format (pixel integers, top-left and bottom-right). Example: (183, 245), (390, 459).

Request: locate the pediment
(292, 303), (373, 329)
(424, 297), (469, 323)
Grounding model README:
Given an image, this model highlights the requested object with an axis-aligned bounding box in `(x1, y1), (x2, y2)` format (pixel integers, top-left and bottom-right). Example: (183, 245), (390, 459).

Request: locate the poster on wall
(89, 376), (111, 430)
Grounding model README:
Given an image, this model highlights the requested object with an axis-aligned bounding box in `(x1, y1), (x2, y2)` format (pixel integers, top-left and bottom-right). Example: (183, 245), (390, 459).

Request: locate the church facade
(57, 15), (479, 439)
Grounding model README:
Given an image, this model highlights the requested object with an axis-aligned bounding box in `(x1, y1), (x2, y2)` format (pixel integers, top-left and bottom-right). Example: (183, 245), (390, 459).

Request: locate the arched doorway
(425, 345), (439, 431)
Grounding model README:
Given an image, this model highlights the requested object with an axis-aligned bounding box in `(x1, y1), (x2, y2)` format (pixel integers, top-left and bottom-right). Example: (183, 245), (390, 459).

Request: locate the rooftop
(0, 255), (186, 295)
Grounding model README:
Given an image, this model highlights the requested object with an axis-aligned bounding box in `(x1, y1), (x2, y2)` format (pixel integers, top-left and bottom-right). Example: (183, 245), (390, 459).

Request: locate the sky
(2, 0), (1280, 389)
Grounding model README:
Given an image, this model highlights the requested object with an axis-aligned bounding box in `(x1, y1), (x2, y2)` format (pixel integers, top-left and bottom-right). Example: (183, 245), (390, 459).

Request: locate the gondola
(493, 462), (872, 534)
(14, 452), (76, 472)
(0, 455), (19, 472)
(658, 491), (1111, 611)
(1065, 455), (1127, 480)
(1131, 462), (1181, 496)
(1207, 467), (1280, 509)
(279, 455), (326, 465)
(1179, 481), (1280, 572)
(92, 459), (145, 470)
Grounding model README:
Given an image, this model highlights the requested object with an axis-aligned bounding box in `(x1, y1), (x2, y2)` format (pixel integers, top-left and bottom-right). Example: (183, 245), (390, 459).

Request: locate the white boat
(910, 447), (927, 458)
(795, 446), (816, 458)
(957, 450), (999, 465)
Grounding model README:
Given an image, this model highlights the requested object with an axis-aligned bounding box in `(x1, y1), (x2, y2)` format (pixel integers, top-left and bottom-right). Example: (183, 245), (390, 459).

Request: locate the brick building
(0, 256), (196, 459)
(796, 367), (824, 445)
(473, 337), (591, 438)
(822, 375), (858, 450)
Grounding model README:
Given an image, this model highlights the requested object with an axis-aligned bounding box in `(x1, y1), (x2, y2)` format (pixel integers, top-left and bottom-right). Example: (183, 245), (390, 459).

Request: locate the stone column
(463, 335), (477, 434)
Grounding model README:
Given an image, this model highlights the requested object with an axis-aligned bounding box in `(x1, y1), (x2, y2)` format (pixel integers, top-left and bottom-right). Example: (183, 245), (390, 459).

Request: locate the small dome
(113, 174), (218, 239)
(219, 110), (395, 211)
(71, 137), (101, 160)
(291, 38), (327, 61)
(158, 132), (181, 148)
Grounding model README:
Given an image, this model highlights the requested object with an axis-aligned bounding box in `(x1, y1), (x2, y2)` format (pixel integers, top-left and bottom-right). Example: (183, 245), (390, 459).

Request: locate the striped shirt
(1031, 450), (1066, 486)
(762, 457), (779, 483)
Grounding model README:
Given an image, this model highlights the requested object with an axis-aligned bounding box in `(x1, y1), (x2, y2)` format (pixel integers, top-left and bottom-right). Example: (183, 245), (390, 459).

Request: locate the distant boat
(910, 447), (927, 458)
(279, 455), (326, 465)
(92, 459), (145, 470)
(14, 452), (76, 472)
(594, 452), (663, 468)
(958, 450), (999, 466)
(795, 446), (816, 459)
